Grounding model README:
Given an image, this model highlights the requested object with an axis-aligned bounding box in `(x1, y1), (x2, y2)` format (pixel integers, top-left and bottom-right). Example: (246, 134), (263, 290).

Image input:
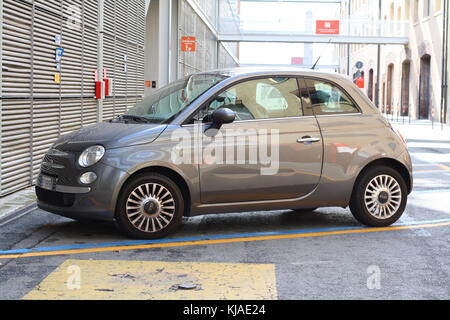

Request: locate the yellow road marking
(2, 221), (450, 260)
(23, 260), (277, 300)
(415, 169), (450, 173)
(436, 163), (450, 170)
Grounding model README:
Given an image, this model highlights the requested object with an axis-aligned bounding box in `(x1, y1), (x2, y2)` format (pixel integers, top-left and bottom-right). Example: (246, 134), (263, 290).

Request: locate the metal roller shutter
(1, 1), (33, 195)
(31, 98), (63, 178)
(0, 99), (33, 195)
(1, 0), (145, 196)
(103, 0), (117, 119)
(103, 0), (145, 118)
(2, 0), (33, 98)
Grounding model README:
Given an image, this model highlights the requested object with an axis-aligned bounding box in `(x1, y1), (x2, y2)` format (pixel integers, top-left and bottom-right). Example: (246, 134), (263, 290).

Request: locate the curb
(0, 202), (38, 227)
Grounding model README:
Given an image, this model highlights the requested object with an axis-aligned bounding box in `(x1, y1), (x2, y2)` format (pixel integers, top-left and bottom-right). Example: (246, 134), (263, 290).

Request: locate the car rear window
(304, 78), (360, 115)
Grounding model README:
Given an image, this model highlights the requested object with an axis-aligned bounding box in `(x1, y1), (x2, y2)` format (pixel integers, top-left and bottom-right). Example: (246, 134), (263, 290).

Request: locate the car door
(191, 76), (324, 204)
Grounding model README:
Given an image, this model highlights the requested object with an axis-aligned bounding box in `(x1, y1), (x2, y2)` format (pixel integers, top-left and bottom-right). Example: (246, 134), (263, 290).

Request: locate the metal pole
(97, 0), (104, 123)
(440, 0), (448, 128)
(409, 103), (411, 125)
(444, 0), (449, 126)
(29, 0), (35, 185)
(347, 0), (351, 76)
(0, 0), (4, 195)
(177, 0), (182, 79)
(168, 0), (173, 83)
(376, 0), (382, 109)
(216, 0), (220, 69)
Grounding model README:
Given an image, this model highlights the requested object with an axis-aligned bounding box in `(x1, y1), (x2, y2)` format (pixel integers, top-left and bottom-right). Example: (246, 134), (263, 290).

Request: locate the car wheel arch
(352, 158), (412, 196)
(116, 165), (192, 218)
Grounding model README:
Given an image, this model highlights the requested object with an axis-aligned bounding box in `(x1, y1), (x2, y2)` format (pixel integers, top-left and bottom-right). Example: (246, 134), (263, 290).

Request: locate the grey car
(36, 68), (413, 239)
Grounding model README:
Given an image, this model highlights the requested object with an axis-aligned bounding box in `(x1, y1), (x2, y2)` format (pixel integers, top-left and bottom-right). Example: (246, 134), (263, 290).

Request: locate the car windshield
(123, 73), (228, 123)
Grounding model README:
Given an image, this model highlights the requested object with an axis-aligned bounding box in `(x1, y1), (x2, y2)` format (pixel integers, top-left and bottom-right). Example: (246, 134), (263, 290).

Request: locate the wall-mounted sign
(55, 47), (65, 62)
(94, 69), (112, 99)
(355, 76), (364, 89)
(103, 68), (112, 97)
(54, 35), (62, 45)
(355, 61), (364, 69)
(291, 57), (304, 65)
(316, 20), (340, 35)
(181, 37), (196, 52)
(54, 73), (61, 84)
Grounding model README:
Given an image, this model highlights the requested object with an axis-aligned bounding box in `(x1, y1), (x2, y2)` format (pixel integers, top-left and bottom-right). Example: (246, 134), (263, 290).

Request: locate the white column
(145, 0), (171, 96)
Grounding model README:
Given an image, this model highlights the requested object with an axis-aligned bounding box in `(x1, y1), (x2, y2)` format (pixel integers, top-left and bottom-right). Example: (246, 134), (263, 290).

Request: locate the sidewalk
(0, 188), (37, 226)
(388, 118), (450, 142)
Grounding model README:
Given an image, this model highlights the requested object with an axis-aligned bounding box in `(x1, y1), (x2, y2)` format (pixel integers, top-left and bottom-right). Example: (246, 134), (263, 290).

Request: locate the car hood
(53, 122), (168, 151)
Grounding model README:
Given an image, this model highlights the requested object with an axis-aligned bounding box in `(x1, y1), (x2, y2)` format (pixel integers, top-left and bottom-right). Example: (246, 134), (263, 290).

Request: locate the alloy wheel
(364, 174), (402, 219)
(125, 183), (176, 233)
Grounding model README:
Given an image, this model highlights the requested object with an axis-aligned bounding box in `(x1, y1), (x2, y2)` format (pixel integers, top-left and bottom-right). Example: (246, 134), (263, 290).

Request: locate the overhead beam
(240, 0), (341, 3)
(240, 63), (340, 69)
(218, 33), (409, 45)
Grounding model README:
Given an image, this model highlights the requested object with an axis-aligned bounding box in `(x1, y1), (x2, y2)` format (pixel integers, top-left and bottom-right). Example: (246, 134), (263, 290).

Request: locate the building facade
(0, 0), (239, 197)
(338, 0), (447, 123)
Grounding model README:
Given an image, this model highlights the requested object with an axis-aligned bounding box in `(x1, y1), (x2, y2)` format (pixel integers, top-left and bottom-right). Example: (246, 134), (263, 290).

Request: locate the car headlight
(78, 145), (105, 168)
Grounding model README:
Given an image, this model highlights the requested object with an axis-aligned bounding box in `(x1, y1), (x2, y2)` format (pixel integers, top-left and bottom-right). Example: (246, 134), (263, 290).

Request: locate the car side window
(191, 77), (303, 123)
(304, 79), (359, 115)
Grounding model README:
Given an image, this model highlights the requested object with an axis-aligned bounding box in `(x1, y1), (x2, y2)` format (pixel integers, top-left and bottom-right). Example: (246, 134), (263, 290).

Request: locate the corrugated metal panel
(31, 98), (63, 178)
(0, 99), (33, 194)
(1, 0), (145, 196)
(218, 43), (239, 69)
(1, 0), (32, 98)
(1, 1), (33, 194)
(192, 0), (217, 25)
(102, 0), (145, 120)
(179, 0), (237, 78)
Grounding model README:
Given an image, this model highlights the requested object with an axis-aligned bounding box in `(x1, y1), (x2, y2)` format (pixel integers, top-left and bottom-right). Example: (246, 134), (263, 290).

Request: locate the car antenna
(311, 39), (332, 70)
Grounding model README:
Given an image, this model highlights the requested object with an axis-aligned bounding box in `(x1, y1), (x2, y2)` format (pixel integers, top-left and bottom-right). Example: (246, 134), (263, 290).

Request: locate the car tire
(350, 165), (407, 227)
(116, 173), (184, 239)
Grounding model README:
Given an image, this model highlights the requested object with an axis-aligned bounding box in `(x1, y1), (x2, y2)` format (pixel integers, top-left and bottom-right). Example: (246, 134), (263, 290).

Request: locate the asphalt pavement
(0, 124), (449, 300)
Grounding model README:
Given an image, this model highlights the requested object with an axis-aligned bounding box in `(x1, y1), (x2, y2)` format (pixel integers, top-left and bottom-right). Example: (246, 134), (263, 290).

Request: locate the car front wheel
(116, 173), (184, 239)
(350, 166), (407, 227)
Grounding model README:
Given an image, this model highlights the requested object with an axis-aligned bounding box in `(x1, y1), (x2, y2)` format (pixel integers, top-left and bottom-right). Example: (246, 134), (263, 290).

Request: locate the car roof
(204, 66), (352, 82)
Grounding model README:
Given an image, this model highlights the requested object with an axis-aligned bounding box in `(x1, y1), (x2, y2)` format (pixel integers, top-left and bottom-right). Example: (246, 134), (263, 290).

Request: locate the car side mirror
(211, 108), (236, 126)
(204, 108), (236, 136)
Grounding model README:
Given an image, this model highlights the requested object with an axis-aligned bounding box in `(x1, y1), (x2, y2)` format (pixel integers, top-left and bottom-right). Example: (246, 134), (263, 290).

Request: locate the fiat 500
(36, 68), (413, 239)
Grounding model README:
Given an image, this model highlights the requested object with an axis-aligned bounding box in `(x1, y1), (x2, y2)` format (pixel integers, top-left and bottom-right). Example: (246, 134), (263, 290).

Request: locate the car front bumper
(36, 161), (129, 221)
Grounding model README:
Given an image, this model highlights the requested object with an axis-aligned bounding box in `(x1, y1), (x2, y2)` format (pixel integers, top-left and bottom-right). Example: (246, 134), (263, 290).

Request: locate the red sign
(291, 57), (304, 65)
(316, 20), (340, 35)
(181, 37), (196, 52)
(355, 76), (364, 89)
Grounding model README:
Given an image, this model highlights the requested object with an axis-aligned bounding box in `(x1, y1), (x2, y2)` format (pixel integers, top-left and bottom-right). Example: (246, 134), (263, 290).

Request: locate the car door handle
(297, 136), (321, 144)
